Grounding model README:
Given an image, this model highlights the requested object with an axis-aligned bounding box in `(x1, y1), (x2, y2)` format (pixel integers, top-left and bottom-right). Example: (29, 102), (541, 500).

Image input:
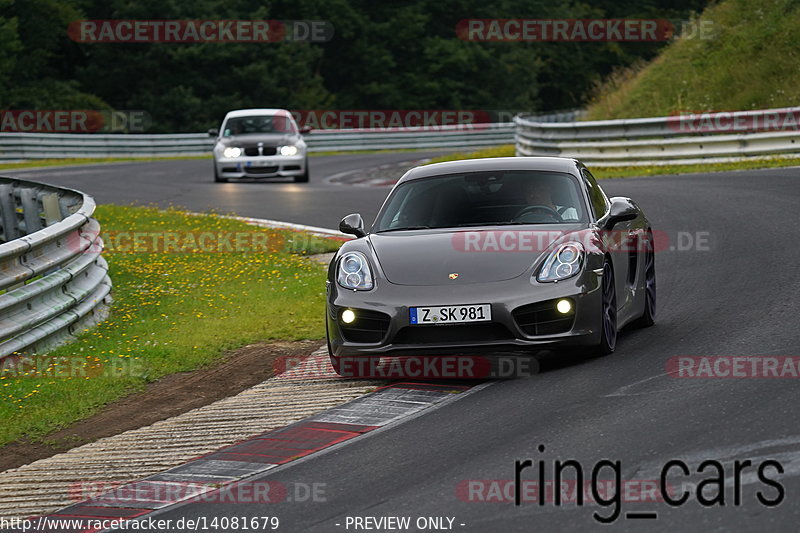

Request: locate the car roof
(398, 157), (584, 184)
(223, 109), (290, 119)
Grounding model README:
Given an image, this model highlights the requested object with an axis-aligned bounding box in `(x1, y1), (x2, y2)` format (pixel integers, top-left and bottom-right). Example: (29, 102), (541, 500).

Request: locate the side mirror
(208, 128), (219, 137)
(299, 127), (312, 135)
(603, 197), (638, 230)
(339, 213), (366, 238)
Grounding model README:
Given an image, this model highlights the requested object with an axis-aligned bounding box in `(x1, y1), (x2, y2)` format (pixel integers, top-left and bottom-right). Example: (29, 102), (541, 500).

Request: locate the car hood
(218, 133), (295, 146)
(368, 225), (586, 286)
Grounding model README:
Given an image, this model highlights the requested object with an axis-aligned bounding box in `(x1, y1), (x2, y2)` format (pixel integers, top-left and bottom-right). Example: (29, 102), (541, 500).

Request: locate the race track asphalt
(9, 157), (799, 532)
(4, 152), (445, 228)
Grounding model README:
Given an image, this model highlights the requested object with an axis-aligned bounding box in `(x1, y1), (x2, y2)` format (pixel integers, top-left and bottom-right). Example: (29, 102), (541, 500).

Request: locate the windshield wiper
(375, 225), (431, 233)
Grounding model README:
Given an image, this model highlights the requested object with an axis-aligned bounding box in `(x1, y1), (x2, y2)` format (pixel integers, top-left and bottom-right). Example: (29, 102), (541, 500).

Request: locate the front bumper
(215, 154), (306, 178)
(326, 273), (603, 358)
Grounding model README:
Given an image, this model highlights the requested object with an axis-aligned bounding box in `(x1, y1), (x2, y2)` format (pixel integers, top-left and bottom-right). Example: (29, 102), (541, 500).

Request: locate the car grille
(340, 309), (391, 343)
(243, 146), (278, 156)
(392, 323), (513, 345)
(512, 301), (575, 336)
(246, 166), (279, 175)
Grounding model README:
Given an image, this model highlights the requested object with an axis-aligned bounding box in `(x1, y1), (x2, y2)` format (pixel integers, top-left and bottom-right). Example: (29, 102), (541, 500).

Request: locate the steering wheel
(512, 205), (562, 223)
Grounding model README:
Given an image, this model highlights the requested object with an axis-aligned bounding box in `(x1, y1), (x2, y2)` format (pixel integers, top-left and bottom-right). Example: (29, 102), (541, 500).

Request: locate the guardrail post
(0, 184), (19, 242)
(19, 188), (42, 235)
(42, 193), (62, 226)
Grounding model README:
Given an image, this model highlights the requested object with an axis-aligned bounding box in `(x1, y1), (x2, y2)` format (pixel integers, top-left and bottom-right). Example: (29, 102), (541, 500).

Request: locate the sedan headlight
(223, 146), (242, 158)
(337, 252), (373, 290)
(279, 145), (299, 156)
(537, 242), (585, 282)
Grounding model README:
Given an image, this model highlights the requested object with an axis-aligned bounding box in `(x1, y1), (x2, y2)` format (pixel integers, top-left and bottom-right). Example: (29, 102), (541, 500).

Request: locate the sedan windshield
(374, 171), (588, 232)
(222, 114), (297, 136)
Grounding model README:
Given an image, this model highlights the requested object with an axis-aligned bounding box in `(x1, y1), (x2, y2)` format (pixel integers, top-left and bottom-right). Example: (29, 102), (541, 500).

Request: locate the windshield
(222, 114), (297, 136)
(374, 171), (588, 232)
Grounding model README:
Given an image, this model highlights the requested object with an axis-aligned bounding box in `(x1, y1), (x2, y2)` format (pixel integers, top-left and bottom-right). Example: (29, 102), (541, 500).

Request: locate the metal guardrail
(0, 109), (589, 160)
(305, 124), (515, 152)
(515, 106), (800, 165)
(0, 125), (516, 160)
(0, 133), (212, 160)
(14, 106), (797, 166)
(0, 177), (111, 360)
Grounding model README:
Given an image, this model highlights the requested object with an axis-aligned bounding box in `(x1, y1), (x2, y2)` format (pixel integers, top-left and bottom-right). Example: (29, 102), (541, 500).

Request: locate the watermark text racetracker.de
(290, 109), (518, 131)
(668, 108), (800, 133)
(275, 354), (540, 380)
(0, 110), (150, 133)
(457, 18), (715, 42)
(450, 229), (711, 254)
(74, 229), (314, 254)
(0, 355), (143, 380)
(68, 19), (334, 43)
(668, 356), (800, 378)
(67, 479), (325, 505)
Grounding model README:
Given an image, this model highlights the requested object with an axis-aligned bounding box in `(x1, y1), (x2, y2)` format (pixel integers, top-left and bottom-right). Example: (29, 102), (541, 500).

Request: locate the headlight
(279, 145), (299, 156)
(337, 251), (373, 290)
(223, 146), (242, 158)
(537, 242), (584, 282)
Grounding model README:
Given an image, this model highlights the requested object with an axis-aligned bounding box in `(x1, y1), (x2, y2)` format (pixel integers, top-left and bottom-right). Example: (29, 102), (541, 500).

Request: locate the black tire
(214, 162), (228, 183)
(596, 259), (618, 356)
(329, 355), (343, 375)
(294, 159), (309, 183)
(631, 230), (657, 328)
(326, 320), (344, 376)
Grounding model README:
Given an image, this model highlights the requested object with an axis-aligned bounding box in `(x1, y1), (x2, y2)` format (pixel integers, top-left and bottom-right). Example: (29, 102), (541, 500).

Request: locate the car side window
(582, 169), (609, 220)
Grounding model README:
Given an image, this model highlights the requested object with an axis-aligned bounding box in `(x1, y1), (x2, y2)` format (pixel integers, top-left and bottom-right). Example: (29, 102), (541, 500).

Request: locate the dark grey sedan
(326, 157), (656, 376)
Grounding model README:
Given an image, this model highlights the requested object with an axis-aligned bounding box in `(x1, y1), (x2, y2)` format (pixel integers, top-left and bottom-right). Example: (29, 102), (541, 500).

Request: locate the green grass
(585, 0), (800, 119)
(0, 206), (342, 445)
(423, 144), (800, 178)
(589, 157), (800, 178)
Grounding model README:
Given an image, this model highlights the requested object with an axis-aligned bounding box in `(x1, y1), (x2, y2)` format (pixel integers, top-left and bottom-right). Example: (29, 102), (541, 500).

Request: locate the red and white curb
(186, 212), (351, 241)
(225, 215), (351, 240)
(0, 348), (383, 524)
(20, 381), (480, 532)
(4, 351), (477, 533)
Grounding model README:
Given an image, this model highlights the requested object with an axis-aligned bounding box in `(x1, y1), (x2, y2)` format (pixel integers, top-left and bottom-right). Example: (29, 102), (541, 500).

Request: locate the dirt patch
(0, 339), (323, 472)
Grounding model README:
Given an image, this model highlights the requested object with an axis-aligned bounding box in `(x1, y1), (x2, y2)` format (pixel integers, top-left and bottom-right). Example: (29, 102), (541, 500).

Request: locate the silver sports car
(326, 157), (656, 376)
(210, 108), (309, 183)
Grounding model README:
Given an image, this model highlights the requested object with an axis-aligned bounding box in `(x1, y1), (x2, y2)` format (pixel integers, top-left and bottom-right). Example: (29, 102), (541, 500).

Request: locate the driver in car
(518, 178), (579, 222)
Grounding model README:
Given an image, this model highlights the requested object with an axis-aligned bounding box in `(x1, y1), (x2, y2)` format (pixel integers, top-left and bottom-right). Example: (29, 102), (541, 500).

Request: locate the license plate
(409, 304), (491, 325)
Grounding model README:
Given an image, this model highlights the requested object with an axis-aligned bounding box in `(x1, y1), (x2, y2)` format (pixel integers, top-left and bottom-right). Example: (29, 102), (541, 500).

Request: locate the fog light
(341, 309), (356, 324)
(556, 299), (572, 314)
